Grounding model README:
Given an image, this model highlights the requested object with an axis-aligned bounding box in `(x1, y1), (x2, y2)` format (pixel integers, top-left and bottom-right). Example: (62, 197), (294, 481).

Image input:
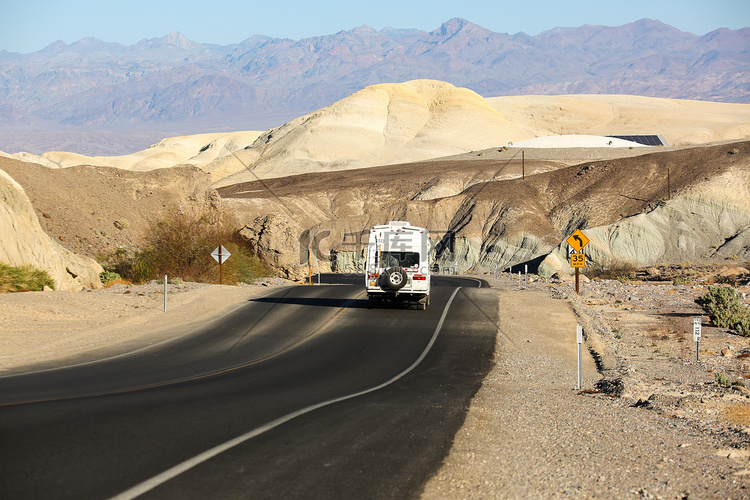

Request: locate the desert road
(0, 276), (497, 499)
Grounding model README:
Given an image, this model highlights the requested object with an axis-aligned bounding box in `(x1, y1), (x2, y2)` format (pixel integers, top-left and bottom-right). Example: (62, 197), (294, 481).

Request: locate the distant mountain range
(0, 18), (747, 132)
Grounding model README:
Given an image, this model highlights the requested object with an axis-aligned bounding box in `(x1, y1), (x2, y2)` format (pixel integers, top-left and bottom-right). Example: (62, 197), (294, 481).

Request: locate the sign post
(211, 245), (231, 284)
(693, 317), (702, 361)
(566, 230), (590, 294)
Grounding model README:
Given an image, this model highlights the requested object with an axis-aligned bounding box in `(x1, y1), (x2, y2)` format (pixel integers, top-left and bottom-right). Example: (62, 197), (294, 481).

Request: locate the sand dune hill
(38, 131), (262, 171)
(488, 95), (750, 147)
(211, 80), (548, 186)
(0, 162), (102, 291)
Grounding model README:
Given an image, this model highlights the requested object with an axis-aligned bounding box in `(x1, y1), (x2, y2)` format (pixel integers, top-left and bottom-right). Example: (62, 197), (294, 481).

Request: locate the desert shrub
(695, 286), (750, 336)
(734, 314), (750, 337)
(715, 372), (732, 387)
(99, 270), (122, 286)
(104, 205), (270, 284)
(0, 262), (55, 292)
(672, 275), (692, 285)
(586, 263), (638, 282)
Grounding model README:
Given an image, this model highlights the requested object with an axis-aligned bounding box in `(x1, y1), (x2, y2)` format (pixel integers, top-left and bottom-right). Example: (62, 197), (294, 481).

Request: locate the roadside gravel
(421, 272), (750, 499)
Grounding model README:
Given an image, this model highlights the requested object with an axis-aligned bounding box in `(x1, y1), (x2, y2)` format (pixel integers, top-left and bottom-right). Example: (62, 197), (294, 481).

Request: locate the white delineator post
(525, 264), (528, 289)
(693, 317), (702, 361)
(164, 275), (167, 312)
(577, 324), (583, 389)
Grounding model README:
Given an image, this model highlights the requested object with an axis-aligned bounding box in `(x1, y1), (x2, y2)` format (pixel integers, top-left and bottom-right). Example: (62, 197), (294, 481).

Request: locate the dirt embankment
(0, 158), (219, 260)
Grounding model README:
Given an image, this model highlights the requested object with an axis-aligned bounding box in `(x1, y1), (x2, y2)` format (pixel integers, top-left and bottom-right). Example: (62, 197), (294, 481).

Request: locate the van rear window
(381, 251), (420, 268)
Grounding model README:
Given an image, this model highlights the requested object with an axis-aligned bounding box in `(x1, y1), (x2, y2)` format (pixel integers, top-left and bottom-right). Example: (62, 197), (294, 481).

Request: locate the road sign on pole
(211, 245), (231, 264)
(211, 245), (231, 284)
(566, 230), (589, 295)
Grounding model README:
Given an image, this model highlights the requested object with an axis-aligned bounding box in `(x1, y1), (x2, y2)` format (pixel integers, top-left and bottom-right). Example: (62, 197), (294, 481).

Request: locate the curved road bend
(0, 276), (497, 499)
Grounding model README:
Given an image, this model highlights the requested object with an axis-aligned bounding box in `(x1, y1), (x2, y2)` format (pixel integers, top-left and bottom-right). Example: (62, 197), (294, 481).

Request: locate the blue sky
(2, 0), (748, 53)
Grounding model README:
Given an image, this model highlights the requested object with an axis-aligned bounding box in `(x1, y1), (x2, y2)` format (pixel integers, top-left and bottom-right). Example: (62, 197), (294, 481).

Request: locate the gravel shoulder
(422, 272), (750, 499)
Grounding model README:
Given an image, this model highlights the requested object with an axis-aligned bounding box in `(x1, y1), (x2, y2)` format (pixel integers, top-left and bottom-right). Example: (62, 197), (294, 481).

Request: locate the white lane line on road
(469, 277), (483, 288)
(110, 287), (462, 500)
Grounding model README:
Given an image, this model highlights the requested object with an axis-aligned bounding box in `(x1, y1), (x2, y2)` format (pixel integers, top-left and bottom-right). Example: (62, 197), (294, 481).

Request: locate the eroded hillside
(219, 141), (750, 279)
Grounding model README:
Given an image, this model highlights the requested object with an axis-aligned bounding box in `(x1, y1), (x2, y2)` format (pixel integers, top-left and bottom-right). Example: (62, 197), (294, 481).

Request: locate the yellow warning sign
(566, 230), (590, 253)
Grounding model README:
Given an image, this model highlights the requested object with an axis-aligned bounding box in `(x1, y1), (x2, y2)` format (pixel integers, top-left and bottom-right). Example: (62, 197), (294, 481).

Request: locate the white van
(365, 221), (431, 310)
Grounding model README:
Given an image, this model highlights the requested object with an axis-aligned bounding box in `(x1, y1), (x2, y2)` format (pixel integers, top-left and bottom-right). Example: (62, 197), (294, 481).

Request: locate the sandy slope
(0, 281), (287, 374)
(40, 131), (263, 171)
(488, 94), (750, 147)
(211, 80), (548, 185)
(8, 81), (749, 187)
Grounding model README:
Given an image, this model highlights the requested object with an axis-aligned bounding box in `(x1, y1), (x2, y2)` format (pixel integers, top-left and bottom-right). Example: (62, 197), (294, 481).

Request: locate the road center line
(110, 286), (462, 500)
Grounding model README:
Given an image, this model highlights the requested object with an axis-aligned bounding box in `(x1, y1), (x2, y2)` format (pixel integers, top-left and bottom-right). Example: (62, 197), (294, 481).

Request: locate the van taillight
(413, 274), (426, 280)
(368, 273), (379, 279)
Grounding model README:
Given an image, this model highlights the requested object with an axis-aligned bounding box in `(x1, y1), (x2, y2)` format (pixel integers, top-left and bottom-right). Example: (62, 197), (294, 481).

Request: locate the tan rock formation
(0, 165), (102, 291)
(488, 94), (750, 147)
(539, 165), (750, 277)
(213, 80), (547, 186)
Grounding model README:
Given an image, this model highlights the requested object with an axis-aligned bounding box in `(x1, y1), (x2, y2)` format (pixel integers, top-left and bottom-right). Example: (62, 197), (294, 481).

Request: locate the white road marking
(110, 287), (462, 500)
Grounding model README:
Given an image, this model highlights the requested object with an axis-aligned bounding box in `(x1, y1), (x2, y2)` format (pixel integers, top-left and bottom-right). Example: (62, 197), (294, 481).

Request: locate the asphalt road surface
(0, 275), (497, 499)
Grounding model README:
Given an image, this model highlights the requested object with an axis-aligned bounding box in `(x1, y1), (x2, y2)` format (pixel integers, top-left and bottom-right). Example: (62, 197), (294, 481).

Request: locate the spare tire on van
(383, 267), (407, 290)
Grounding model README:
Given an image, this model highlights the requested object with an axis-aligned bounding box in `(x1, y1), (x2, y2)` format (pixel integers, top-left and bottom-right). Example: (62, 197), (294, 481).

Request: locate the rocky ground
(422, 264), (750, 499)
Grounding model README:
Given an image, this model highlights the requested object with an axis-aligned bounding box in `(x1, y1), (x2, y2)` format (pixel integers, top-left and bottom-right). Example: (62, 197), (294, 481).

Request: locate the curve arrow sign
(566, 230), (590, 252)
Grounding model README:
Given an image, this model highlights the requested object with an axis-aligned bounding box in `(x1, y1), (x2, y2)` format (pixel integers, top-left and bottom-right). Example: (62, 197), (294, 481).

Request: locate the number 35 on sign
(570, 252), (586, 268)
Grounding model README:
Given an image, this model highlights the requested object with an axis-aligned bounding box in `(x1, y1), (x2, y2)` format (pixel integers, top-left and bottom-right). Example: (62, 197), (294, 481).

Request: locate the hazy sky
(2, 0), (748, 53)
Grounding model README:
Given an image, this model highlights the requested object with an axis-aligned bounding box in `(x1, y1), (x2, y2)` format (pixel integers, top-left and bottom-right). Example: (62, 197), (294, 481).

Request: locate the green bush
(99, 270), (122, 285)
(672, 275), (692, 285)
(695, 286), (750, 336)
(715, 372), (732, 387)
(0, 262), (55, 292)
(103, 205), (271, 284)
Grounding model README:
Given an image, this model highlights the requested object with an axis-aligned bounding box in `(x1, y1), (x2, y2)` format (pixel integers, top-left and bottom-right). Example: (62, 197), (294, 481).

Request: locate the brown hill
(0, 158), (218, 260)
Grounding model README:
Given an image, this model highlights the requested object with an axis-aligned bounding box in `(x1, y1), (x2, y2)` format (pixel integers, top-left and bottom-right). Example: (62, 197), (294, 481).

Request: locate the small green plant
(673, 275), (692, 285)
(99, 270), (122, 286)
(0, 262), (55, 292)
(716, 372), (732, 387)
(695, 286), (750, 336)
